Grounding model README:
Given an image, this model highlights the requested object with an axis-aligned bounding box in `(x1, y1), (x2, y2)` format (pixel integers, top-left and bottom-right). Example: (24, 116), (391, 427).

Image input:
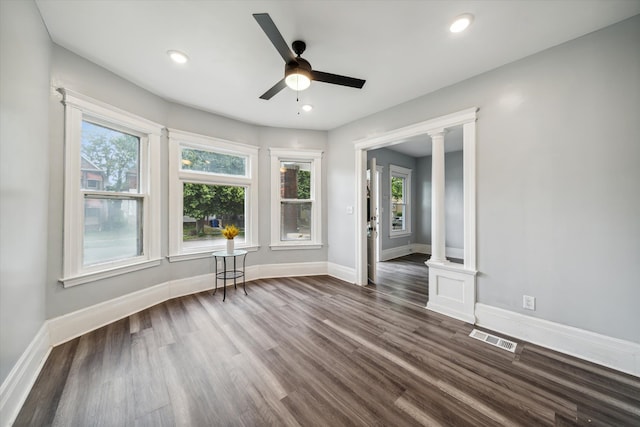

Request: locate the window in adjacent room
(390, 164), (412, 237)
(270, 148), (323, 249)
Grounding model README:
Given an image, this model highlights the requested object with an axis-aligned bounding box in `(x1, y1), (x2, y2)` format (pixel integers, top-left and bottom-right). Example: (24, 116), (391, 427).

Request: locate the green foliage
(181, 148), (245, 176)
(297, 170), (311, 199)
(391, 176), (404, 202)
(183, 183), (215, 220)
(183, 183), (244, 221)
(81, 122), (138, 192)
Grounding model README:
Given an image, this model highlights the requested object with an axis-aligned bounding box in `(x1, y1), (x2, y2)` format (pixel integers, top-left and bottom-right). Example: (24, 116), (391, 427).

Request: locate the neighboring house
(80, 154), (104, 191)
(80, 155), (105, 231)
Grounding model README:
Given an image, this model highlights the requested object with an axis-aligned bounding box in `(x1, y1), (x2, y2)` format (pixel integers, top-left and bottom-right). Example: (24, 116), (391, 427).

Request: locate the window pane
(280, 161), (311, 200)
(281, 202), (311, 241)
(392, 203), (406, 231)
(182, 183), (246, 247)
(181, 148), (247, 176)
(391, 175), (406, 231)
(391, 176), (404, 202)
(83, 197), (142, 265)
(81, 121), (139, 192)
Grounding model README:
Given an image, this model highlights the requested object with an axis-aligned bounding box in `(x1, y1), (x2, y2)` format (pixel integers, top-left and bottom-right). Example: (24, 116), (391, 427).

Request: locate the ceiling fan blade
(259, 78), (287, 100)
(253, 13), (296, 63)
(312, 71), (366, 89)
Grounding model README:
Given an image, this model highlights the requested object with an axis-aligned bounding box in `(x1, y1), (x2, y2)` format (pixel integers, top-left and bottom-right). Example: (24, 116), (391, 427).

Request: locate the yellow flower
(222, 224), (239, 239)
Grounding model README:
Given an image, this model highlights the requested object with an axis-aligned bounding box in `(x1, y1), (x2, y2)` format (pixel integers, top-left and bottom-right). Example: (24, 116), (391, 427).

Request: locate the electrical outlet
(523, 295), (536, 311)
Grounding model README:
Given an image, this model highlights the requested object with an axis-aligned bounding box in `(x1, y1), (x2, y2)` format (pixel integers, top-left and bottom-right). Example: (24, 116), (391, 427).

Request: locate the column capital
(428, 128), (448, 139)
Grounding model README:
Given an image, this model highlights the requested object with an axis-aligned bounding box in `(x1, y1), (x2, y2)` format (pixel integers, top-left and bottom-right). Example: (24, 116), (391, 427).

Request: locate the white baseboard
(0, 324), (50, 427)
(248, 262), (327, 280)
(411, 243), (429, 254)
(327, 262), (356, 284)
(380, 245), (412, 261)
(475, 303), (640, 377)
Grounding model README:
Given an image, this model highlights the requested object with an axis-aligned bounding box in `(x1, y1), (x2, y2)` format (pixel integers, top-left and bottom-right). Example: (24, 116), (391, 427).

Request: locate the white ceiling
(36, 0), (639, 131)
(384, 126), (464, 158)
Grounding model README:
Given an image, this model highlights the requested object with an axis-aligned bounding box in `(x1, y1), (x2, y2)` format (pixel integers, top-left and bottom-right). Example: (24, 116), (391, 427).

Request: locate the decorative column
(430, 130), (446, 263)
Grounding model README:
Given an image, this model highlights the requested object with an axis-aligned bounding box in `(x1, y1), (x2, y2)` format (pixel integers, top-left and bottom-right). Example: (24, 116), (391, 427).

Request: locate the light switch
(346, 206), (353, 214)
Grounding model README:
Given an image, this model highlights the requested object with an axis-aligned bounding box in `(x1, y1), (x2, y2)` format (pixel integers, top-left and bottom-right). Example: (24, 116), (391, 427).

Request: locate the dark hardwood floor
(15, 276), (640, 426)
(366, 253), (430, 306)
(366, 253), (464, 307)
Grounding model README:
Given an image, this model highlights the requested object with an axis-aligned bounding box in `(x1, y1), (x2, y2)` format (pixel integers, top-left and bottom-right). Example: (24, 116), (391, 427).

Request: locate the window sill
(60, 258), (162, 288)
(269, 243), (323, 251)
(168, 245), (259, 262)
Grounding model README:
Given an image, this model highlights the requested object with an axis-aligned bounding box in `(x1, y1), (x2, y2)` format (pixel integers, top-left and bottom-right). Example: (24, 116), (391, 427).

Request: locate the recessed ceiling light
(167, 50), (189, 64)
(450, 13), (473, 33)
(301, 104), (313, 112)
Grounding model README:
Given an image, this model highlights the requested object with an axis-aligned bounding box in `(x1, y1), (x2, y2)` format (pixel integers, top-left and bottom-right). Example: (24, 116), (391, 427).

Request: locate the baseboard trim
(380, 245), (412, 261)
(248, 262), (327, 280)
(0, 324), (50, 427)
(475, 303), (640, 377)
(327, 262), (356, 284)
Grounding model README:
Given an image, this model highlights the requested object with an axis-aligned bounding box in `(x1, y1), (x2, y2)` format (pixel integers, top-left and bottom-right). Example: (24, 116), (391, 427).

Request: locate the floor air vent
(469, 329), (517, 353)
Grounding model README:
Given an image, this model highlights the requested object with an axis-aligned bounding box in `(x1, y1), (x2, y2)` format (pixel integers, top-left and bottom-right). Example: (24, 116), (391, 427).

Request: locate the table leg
(242, 253), (247, 296)
(213, 256), (218, 295)
(223, 257), (227, 301)
(233, 256), (237, 290)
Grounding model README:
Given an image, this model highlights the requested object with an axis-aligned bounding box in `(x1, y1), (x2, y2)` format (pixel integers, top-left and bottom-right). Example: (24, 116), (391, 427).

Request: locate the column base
(426, 260), (477, 324)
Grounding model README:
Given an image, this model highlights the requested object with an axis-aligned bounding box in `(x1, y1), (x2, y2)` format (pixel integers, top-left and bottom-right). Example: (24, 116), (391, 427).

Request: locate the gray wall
(413, 151), (464, 252)
(444, 150), (464, 251)
(415, 156), (432, 245)
(367, 148), (417, 251)
(45, 45), (328, 319)
(0, 0), (51, 383)
(328, 15), (640, 343)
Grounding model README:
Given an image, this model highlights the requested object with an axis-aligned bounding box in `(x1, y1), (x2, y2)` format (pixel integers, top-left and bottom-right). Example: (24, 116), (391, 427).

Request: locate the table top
(212, 249), (248, 257)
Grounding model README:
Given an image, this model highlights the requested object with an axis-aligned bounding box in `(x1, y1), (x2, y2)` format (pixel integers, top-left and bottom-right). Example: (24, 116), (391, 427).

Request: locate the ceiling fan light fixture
(450, 13), (474, 33)
(285, 66), (311, 91)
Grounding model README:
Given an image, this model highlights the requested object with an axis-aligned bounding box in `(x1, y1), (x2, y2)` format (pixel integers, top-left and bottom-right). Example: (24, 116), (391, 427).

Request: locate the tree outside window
(168, 129), (259, 259)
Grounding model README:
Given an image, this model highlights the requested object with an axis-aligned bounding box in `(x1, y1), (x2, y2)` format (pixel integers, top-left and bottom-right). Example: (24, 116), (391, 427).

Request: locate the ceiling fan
(253, 13), (366, 100)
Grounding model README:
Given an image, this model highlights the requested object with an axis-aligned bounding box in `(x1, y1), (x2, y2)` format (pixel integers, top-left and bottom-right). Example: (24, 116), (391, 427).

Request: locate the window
(168, 129), (259, 261)
(60, 89), (162, 287)
(390, 164), (412, 237)
(270, 148), (322, 249)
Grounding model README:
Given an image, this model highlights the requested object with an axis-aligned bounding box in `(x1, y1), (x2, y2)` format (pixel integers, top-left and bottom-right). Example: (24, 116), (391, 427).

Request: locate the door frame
(353, 107), (478, 320)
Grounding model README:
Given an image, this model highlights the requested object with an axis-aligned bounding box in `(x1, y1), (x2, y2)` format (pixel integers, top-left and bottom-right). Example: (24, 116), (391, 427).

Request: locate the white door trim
(353, 108), (479, 323)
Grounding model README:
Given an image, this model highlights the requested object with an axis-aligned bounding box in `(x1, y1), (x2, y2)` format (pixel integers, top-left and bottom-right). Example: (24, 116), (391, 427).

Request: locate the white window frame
(389, 164), (412, 238)
(60, 89), (162, 287)
(269, 148), (323, 250)
(168, 129), (259, 262)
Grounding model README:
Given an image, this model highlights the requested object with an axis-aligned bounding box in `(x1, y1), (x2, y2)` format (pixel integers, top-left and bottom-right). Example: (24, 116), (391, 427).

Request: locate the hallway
(366, 253), (429, 306)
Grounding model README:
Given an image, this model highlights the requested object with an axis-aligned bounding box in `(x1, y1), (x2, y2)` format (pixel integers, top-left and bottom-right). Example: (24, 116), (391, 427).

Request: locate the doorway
(354, 108), (478, 322)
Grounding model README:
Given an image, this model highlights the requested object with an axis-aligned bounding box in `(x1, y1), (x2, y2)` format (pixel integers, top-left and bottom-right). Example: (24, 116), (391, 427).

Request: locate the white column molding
(463, 121), (477, 270)
(429, 130), (447, 263)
